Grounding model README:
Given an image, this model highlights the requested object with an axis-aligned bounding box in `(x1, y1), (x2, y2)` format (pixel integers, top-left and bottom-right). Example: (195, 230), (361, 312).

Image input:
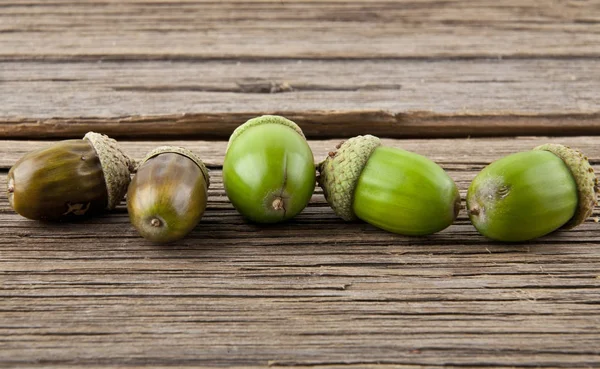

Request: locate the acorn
(466, 144), (598, 242)
(7, 132), (134, 221)
(127, 147), (210, 243)
(318, 135), (461, 235)
(223, 115), (316, 223)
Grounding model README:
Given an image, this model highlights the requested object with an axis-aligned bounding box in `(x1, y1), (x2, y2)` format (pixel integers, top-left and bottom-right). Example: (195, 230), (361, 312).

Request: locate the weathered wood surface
(2, 0), (600, 138)
(1, 136), (599, 169)
(2, 59), (600, 139)
(3, 0), (600, 367)
(2, 0), (599, 60)
(1, 138), (600, 368)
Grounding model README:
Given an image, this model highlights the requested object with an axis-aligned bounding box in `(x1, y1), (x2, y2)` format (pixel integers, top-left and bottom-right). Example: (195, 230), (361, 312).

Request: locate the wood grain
(3, 0), (600, 367)
(2, 1), (600, 139)
(1, 136), (599, 170)
(1, 0), (599, 60)
(2, 59), (600, 139)
(1, 138), (600, 368)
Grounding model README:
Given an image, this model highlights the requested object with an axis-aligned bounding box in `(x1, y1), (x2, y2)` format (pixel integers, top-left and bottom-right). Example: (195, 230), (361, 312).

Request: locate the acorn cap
(226, 115), (305, 152)
(534, 143), (598, 228)
(317, 134), (381, 221)
(84, 132), (135, 210)
(140, 146), (210, 189)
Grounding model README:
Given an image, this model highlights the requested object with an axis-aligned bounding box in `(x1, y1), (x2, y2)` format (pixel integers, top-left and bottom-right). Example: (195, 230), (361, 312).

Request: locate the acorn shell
(223, 115), (315, 223)
(318, 135), (460, 235)
(352, 146), (461, 235)
(7, 133), (133, 221)
(8, 140), (108, 220)
(127, 146), (210, 243)
(466, 150), (579, 242)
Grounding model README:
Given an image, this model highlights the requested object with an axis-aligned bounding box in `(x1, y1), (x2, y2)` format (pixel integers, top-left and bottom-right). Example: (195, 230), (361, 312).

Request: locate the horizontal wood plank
(2, 59), (600, 139)
(1, 0), (599, 60)
(1, 137), (600, 368)
(1, 136), (599, 169)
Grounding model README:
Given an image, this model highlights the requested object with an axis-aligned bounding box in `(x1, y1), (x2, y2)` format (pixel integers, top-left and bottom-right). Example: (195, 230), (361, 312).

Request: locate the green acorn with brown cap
(127, 146), (210, 243)
(7, 132), (134, 221)
(223, 115), (316, 223)
(318, 135), (461, 235)
(466, 144), (598, 242)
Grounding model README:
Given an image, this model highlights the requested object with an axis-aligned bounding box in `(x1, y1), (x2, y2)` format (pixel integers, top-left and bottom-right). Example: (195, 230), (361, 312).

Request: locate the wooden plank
(1, 138), (600, 367)
(1, 0), (599, 60)
(2, 59), (600, 139)
(1, 136), (599, 170)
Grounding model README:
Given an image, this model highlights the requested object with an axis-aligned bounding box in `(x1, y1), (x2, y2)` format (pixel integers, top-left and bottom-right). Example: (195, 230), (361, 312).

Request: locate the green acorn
(223, 115), (316, 223)
(466, 144), (598, 242)
(7, 132), (134, 221)
(127, 147), (210, 243)
(318, 135), (460, 235)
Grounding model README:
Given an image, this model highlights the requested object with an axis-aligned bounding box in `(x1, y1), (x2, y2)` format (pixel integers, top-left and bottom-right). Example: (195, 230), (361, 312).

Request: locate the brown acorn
(127, 146), (210, 243)
(7, 132), (134, 221)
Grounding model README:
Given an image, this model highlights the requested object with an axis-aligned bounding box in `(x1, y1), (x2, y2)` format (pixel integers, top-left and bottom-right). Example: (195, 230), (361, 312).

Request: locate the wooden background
(1, 1), (600, 367)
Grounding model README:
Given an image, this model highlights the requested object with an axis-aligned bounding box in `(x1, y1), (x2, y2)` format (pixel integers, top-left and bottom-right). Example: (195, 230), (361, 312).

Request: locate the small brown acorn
(7, 132), (134, 221)
(127, 146), (210, 243)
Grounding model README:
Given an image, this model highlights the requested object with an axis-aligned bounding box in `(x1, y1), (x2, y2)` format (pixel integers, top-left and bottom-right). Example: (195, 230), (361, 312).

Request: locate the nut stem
(7, 177), (14, 194)
(272, 197), (284, 211)
(150, 218), (162, 227)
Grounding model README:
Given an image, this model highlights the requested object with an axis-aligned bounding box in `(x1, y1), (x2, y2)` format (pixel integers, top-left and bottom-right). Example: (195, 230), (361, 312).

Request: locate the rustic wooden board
(3, 0), (600, 367)
(1, 136), (599, 170)
(1, 138), (600, 368)
(2, 59), (600, 139)
(1, 0), (599, 60)
(2, 0), (600, 139)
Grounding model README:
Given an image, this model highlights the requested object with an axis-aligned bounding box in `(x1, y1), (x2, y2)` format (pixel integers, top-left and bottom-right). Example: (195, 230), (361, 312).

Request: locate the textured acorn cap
(140, 146), (210, 189)
(317, 135), (381, 221)
(84, 132), (135, 210)
(534, 143), (598, 228)
(226, 115), (305, 152)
